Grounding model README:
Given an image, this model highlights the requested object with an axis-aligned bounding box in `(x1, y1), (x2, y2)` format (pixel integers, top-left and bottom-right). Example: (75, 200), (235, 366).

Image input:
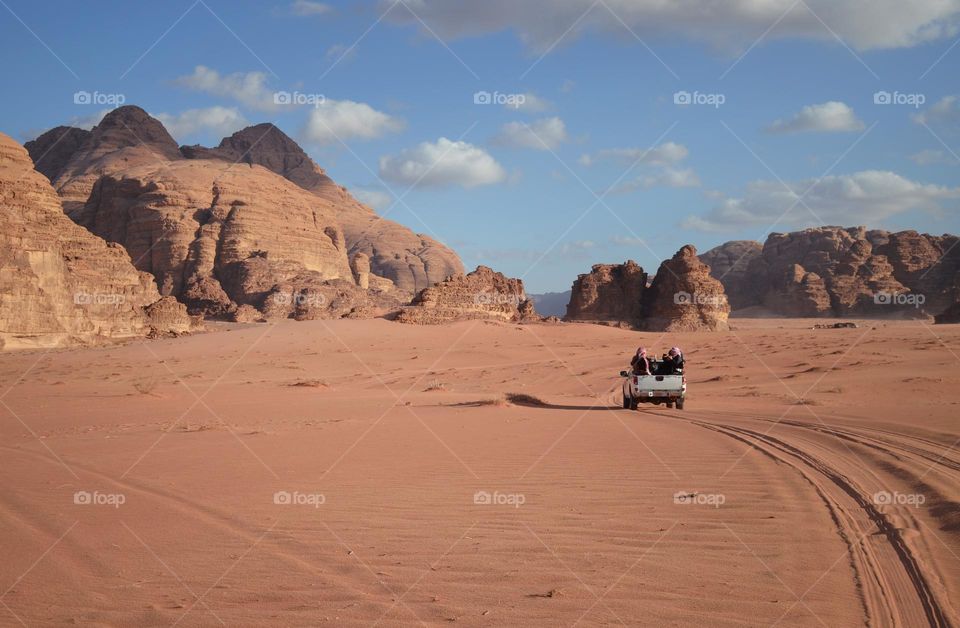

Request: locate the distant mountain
(528, 291), (570, 317)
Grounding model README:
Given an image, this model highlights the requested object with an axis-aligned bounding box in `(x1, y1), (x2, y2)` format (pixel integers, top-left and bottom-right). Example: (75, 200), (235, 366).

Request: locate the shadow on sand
(449, 393), (620, 412)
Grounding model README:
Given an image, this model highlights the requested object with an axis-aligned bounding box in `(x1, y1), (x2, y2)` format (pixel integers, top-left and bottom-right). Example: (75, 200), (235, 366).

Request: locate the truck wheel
(676, 399), (685, 410)
(666, 401), (674, 409)
(630, 398), (639, 410)
(622, 394), (630, 409)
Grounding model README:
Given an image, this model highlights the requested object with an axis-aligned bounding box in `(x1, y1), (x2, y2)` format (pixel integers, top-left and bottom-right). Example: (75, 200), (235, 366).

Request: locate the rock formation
(23, 126), (91, 183)
(563, 247), (729, 331)
(25, 107), (462, 316)
(564, 261), (647, 325)
(698, 240), (762, 310)
(935, 302), (960, 324)
(181, 123), (463, 294)
(396, 266), (539, 324)
(0, 132), (192, 350)
(641, 245), (730, 331)
(704, 227), (958, 317)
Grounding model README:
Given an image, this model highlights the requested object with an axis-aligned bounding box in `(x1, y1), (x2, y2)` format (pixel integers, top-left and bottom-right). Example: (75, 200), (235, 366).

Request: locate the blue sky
(2, 0), (959, 292)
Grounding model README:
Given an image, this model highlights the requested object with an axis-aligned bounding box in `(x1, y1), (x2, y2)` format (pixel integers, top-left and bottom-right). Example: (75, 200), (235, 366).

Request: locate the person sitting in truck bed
(664, 347), (684, 374)
(630, 347), (652, 375)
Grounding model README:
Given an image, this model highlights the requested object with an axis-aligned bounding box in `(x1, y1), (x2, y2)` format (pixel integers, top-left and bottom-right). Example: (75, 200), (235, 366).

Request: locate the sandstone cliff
(698, 240), (762, 310)
(642, 245), (730, 331)
(0, 132), (191, 350)
(563, 248), (729, 331)
(564, 261), (647, 325)
(25, 106), (456, 319)
(181, 123), (463, 294)
(396, 266), (538, 324)
(709, 227), (958, 317)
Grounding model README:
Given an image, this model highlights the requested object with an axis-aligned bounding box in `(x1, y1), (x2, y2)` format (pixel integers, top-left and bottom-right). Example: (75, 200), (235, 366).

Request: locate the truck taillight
(633, 376), (638, 385)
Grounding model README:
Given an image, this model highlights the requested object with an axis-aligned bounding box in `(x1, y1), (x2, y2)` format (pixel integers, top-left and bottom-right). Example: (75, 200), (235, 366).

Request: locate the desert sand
(0, 318), (958, 627)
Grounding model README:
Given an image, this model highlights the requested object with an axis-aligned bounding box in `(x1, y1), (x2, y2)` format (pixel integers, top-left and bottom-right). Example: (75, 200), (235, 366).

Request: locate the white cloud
(615, 167), (701, 192)
(325, 43), (356, 61)
(155, 106), (249, 141)
(580, 141), (688, 166)
(912, 95), (960, 125)
(174, 65), (277, 111)
(765, 101), (865, 134)
(506, 92), (552, 113)
(558, 240), (595, 255)
(291, 1), (332, 15)
(301, 99), (404, 144)
(379, 137), (507, 188)
(384, 0), (960, 51)
(492, 117), (568, 150)
(610, 235), (646, 246)
(909, 149), (958, 165)
(683, 170), (960, 232)
(352, 187), (394, 210)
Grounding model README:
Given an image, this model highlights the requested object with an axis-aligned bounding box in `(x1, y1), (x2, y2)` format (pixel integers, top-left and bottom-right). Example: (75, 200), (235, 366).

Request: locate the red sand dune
(0, 318), (958, 626)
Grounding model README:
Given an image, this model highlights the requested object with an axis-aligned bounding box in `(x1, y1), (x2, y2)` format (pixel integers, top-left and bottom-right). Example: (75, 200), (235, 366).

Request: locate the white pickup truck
(620, 368), (686, 410)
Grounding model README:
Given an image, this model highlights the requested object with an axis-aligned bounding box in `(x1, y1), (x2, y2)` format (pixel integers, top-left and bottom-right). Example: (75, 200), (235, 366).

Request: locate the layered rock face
(26, 107), (463, 314)
(181, 124), (463, 294)
(23, 126), (91, 182)
(76, 157), (365, 318)
(712, 227), (959, 317)
(642, 245), (730, 331)
(0, 132), (191, 350)
(563, 247), (729, 331)
(396, 266), (539, 324)
(565, 261), (647, 325)
(36, 106), (183, 215)
(698, 240), (762, 310)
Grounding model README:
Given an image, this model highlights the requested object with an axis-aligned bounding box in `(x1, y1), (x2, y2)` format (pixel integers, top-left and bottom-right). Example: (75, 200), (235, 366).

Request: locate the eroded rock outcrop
(641, 245), (730, 331)
(24, 126), (91, 182)
(41, 106), (182, 215)
(396, 266), (538, 324)
(0, 132), (191, 350)
(935, 302), (960, 324)
(564, 261), (647, 326)
(182, 123), (463, 294)
(713, 227), (958, 317)
(563, 247), (729, 331)
(77, 158), (360, 318)
(698, 240), (762, 310)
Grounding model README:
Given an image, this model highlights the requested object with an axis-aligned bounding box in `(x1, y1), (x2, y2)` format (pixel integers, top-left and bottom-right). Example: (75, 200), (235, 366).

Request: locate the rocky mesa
(0, 131), (191, 350)
(396, 266), (540, 324)
(701, 226), (959, 317)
